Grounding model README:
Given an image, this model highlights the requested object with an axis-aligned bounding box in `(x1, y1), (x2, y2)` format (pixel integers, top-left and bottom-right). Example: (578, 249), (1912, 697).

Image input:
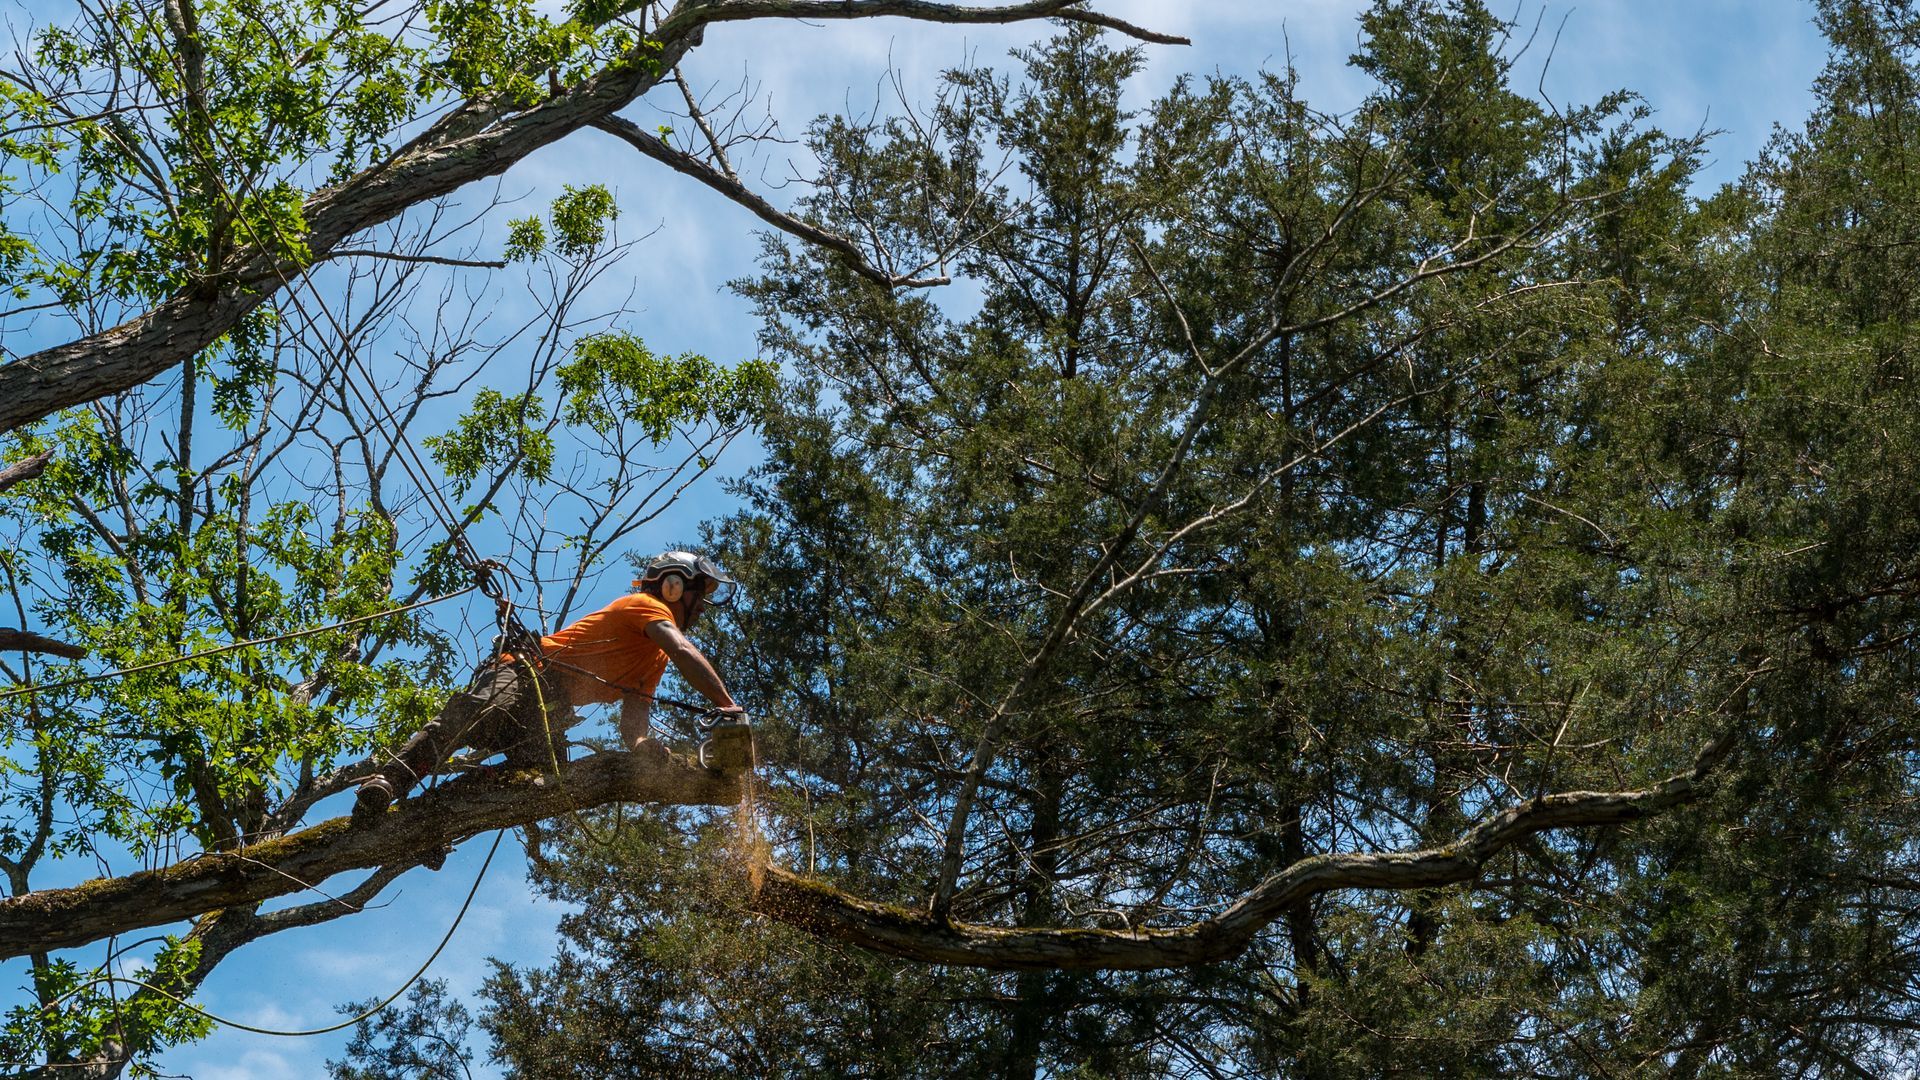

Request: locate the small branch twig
(323, 248), (507, 270)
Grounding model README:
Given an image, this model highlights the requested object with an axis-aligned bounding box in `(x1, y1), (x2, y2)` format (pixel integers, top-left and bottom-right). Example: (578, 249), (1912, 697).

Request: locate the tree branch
(0, 22), (706, 434)
(0, 3), (1175, 433)
(673, 66), (740, 184)
(591, 114), (949, 288)
(0, 750), (741, 960)
(669, 0), (1190, 46)
(757, 733), (1736, 970)
(25, 864), (421, 1080)
(0, 628), (87, 660)
(0, 450), (53, 495)
(323, 248), (508, 270)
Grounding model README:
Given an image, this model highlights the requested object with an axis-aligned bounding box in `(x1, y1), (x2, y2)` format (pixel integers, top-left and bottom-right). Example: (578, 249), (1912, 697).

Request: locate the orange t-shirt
(537, 592), (677, 704)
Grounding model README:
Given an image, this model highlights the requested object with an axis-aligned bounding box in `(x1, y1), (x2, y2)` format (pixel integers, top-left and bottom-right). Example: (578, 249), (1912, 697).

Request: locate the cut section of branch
(757, 735), (1734, 971)
(0, 750), (741, 960)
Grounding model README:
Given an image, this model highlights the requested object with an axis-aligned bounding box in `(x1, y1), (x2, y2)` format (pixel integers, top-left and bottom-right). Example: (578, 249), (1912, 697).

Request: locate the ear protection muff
(638, 550), (737, 607)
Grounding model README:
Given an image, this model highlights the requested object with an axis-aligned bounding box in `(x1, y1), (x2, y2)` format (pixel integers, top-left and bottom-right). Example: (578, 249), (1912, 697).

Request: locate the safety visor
(692, 556), (738, 607)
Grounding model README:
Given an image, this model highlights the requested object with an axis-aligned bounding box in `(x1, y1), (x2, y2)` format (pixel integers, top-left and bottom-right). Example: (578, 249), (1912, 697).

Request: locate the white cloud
(177, 1046), (306, 1080)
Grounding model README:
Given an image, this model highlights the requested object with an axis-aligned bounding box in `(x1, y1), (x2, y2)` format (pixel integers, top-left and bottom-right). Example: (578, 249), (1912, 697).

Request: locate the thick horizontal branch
(0, 628), (86, 660)
(0, 450), (52, 494)
(0, 750), (741, 960)
(591, 115), (948, 289)
(24, 868), (417, 1080)
(0, 23), (706, 433)
(754, 740), (1731, 970)
(0, 2), (1173, 433)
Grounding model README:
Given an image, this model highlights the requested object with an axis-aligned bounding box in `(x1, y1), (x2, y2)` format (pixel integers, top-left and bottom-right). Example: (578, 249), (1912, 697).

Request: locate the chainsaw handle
(696, 704), (749, 730)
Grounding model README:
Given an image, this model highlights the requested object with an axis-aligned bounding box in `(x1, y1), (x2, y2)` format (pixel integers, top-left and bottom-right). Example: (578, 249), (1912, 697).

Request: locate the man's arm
(644, 619), (741, 714)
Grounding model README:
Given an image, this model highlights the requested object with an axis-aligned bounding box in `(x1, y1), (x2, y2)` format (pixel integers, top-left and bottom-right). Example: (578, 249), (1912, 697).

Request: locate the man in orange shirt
(352, 550), (747, 823)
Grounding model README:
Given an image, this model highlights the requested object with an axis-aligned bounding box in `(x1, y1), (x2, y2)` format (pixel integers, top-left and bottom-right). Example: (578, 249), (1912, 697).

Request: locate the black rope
(0, 586), (478, 703)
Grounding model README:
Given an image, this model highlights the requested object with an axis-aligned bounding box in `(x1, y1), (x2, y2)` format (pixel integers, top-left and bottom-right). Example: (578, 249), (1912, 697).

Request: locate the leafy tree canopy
(11, 0), (1920, 1078)
(0, 1), (1183, 1076)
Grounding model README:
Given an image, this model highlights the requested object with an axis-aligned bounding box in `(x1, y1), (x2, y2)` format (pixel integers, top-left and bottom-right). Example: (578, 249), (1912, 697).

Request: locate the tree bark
(0, 450), (53, 495)
(0, 629), (86, 660)
(0, 750), (740, 960)
(0, 35), (695, 434)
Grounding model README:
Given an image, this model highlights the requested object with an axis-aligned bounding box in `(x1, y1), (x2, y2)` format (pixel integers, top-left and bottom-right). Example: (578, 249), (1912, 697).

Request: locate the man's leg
(498, 669), (572, 771)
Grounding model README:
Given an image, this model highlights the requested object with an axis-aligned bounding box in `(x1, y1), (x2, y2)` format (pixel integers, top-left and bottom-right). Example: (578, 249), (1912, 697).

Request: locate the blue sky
(0, 1), (1837, 1076)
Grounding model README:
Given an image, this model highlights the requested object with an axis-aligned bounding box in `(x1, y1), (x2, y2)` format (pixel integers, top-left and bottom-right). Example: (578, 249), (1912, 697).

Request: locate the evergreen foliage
(468, 4), (1920, 1076)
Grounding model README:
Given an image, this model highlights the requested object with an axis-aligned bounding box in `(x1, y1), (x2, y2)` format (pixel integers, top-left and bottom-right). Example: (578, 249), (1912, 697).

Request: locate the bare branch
(324, 248), (508, 270)
(670, 0), (1190, 46)
(592, 114), (949, 288)
(673, 66), (740, 183)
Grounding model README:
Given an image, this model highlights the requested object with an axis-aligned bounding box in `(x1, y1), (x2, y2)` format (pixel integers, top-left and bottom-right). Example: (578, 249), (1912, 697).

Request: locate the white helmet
(636, 550), (738, 606)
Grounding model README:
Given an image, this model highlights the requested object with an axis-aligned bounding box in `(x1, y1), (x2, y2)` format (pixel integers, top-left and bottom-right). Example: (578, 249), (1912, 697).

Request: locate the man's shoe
(351, 776), (397, 825)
